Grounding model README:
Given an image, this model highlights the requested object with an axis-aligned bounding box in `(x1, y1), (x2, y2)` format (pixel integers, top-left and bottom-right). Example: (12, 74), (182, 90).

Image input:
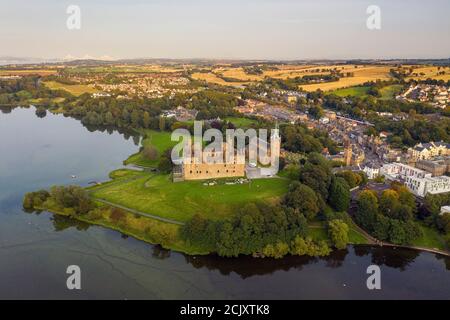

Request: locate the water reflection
(183, 245), (449, 278)
(354, 245), (420, 271)
(183, 248), (351, 278)
(28, 207), (450, 279)
(51, 214), (91, 232)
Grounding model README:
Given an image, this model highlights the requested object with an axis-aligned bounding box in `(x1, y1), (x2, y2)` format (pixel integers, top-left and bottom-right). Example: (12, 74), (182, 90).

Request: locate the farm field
(299, 65), (393, 91)
(406, 65), (450, 81)
(0, 69), (58, 76)
(89, 172), (290, 222)
(190, 64), (450, 91)
(331, 86), (370, 97)
(63, 64), (184, 74)
(43, 80), (99, 96)
(330, 84), (403, 100)
(191, 72), (249, 87)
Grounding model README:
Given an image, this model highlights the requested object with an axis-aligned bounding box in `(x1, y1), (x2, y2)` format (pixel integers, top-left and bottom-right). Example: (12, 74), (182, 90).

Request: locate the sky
(0, 0), (449, 60)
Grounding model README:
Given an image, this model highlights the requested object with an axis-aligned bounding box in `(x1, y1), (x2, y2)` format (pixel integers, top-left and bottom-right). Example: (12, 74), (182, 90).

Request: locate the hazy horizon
(1, 0), (450, 61)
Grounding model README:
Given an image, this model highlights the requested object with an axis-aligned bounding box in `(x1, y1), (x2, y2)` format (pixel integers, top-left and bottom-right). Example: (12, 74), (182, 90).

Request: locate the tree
(379, 189), (400, 218)
(393, 204), (413, 222)
(263, 242), (289, 259)
(328, 219), (349, 249)
(49, 185), (93, 215)
(299, 153), (332, 201)
(158, 148), (173, 173)
(131, 110), (140, 127)
(394, 185), (417, 214)
(329, 177), (351, 211)
(356, 190), (379, 230)
(284, 181), (320, 220)
(143, 111), (151, 128)
(309, 105), (324, 119)
(104, 111), (115, 125)
(336, 171), (361, 188)
(159, 116), (166, 131)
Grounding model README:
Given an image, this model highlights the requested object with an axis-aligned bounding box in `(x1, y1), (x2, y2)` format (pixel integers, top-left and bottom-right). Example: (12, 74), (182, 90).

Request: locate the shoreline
(36, 204), (450, 259)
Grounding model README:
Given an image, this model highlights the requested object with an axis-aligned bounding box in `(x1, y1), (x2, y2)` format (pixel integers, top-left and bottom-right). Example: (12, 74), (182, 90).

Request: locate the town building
(415, 158), (450, 176)
(380, 162), (450, 197)
(363, 163), (380, 179)
(407, 142), (450, 162)
(161, 106), (198, 122)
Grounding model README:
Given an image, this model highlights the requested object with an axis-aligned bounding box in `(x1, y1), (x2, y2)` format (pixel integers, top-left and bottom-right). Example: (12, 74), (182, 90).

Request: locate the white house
(363, 164), (380, 179)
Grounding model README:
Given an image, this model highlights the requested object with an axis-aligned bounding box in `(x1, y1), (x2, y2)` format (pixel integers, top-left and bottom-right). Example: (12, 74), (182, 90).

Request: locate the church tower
(343, 139), (352, 166)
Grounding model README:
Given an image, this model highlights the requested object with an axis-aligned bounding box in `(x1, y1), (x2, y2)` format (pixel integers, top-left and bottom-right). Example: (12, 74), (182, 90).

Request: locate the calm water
(0, 106), (449, 300)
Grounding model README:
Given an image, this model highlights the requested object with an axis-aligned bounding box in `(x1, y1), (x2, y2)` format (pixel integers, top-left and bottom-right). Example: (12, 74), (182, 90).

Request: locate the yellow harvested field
(214, 65), (322, 81)
(406, 66), (450, 81)
(219, 67), (263, 81)
(43, 81), (99, 96)
(0, 69), (58, 76)
(191, 72), (248, 87)
(192, 64), (449, 90)
(299, 65), (393, 92)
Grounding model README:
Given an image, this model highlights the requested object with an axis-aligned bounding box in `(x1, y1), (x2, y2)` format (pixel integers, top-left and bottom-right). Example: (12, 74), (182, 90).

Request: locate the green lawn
(411, 224), (447, 251)
(225, 117), (258, 128)
(109, 168), (143, 179)
(89, 173), (290, 222)
(331, 86), (369, 98)
(124, 130), (176, 167)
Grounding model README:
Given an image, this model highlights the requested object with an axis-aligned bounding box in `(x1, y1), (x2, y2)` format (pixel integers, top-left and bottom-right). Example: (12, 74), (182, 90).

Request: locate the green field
(125, 130), (176, 167)
(379, 84), (403, 100)
(89, 172), (290, 222)
(331, 86), (369, 97)
(43, 81), (99, 96)
(331, 84), (403, 100)
(225, 117), (259, 128)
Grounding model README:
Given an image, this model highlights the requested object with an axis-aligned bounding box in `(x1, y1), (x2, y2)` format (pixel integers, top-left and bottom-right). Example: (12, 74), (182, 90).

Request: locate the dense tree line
(23, 185), (94, 216)
(355, 184), (422, 245)
(281, 123), (339, 155)
(0, 76), (70, 105)
(59, 89), (240, 132)
(263, 74), (342, 91)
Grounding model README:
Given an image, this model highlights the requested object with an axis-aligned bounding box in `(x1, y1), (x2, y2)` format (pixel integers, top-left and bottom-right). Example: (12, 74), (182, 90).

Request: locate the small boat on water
(71, 175), (77, 179)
